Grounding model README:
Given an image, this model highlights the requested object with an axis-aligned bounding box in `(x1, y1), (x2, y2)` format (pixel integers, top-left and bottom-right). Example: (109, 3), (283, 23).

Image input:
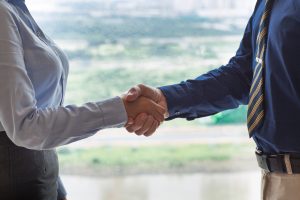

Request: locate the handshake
(122, 84), (169, 136)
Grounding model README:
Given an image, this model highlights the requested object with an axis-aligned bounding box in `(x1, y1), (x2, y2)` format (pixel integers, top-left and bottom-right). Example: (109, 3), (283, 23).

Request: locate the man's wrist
(157, 88), (169, 118)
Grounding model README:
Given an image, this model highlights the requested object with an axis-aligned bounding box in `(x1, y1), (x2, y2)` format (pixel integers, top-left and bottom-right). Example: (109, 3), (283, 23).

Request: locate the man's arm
(125, 9), (256, 135)
(159, 9), (256, 119)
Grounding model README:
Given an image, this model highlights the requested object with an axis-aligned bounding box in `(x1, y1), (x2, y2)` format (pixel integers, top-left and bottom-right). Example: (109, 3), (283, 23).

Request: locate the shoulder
(0, 1), (19, 24)
(0, 1), (13, 13)
(0, 1), (22, 42)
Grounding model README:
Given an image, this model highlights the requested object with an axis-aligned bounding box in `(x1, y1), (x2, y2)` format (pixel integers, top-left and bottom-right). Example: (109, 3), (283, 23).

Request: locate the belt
(256, 150), (300, 174)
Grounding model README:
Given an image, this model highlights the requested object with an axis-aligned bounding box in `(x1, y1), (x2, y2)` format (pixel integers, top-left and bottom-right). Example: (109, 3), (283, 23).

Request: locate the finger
(156, 103), (167, 115)
(125, 117), (134, 128)
(138, 84), (159, 102)
(144, 120), (159, 137)
(152, 110), (164, 123)
(126, 86), (141, 102)
(135, 115), (154, 135)
(135, 116), (155, 135)
(126, 126), (135, 133)
(149, 104), (165, 122)
(127, 84), (159, 102)
(126, 113), (147, 133)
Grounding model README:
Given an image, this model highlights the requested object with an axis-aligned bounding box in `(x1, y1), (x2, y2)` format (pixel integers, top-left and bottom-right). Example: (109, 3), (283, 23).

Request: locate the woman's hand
(122, 96), (165, 123)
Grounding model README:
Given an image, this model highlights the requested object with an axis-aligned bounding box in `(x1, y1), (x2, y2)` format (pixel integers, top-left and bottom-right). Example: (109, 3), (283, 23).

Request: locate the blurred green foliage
(211, 106), (247, 124)
(57, 143), (254, 174)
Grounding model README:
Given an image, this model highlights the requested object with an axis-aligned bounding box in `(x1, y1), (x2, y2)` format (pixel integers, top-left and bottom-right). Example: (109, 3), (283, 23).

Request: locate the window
(28, 1), (258, 199)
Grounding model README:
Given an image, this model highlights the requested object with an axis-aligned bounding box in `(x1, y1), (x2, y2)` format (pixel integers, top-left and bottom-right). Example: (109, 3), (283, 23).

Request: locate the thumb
(126, 86), (141, 102)
(135, 84), (159, 102)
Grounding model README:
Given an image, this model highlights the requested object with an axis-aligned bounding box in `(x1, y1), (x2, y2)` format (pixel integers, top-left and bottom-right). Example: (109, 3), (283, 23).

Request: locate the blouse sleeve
(0, 3), (128, 150)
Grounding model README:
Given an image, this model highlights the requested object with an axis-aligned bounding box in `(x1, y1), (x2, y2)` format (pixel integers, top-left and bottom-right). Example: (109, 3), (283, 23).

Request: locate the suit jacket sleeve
(159, 13), (255, 121)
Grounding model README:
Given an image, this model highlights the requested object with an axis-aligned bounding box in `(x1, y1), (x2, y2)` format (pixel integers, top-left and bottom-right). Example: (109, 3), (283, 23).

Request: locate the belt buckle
(256, 151), (270, 172)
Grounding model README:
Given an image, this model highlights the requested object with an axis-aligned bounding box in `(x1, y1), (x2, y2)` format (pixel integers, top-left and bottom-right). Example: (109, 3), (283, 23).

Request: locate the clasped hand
(122, 84), (168, 136)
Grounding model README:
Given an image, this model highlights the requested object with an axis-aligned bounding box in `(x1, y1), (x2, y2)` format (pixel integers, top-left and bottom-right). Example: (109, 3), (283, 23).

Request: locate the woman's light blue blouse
(0, 0), (128, 150)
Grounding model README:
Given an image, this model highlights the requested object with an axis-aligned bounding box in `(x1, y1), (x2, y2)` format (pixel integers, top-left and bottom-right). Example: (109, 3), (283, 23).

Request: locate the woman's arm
(0, 8), (126, 147)
(0, 4), (136, 150)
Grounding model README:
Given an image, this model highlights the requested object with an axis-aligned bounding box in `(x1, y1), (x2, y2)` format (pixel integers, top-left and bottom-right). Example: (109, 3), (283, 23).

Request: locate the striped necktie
(247, 0), (274, 137)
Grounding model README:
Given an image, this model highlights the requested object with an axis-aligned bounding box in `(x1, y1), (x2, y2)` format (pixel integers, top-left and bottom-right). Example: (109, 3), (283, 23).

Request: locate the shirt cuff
(159, 86), (186, 115)
(96, 96), (128, 128)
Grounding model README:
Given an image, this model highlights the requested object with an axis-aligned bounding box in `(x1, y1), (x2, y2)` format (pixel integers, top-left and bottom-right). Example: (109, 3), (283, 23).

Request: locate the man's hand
(122, 96), (165, 123)
(124, 84), (168, 136)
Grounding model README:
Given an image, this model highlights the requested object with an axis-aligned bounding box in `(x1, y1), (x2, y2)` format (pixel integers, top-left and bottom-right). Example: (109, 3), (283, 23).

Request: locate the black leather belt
(256, 150), (300, 174)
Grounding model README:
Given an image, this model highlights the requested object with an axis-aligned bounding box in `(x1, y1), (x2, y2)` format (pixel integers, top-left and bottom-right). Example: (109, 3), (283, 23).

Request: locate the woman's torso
(0, 0), (69, 132)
